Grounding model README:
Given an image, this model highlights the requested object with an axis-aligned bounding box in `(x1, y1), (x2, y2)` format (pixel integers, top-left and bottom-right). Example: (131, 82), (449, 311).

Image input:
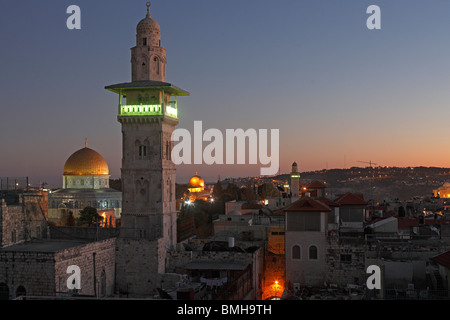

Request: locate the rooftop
(284, 197), (331, 212)
(105, 80), (189, 96)
(431, 251), (450, 269)
(184, 260), (249, 271)
(0, 239), (92, 253)
(334, 192), (368, 206)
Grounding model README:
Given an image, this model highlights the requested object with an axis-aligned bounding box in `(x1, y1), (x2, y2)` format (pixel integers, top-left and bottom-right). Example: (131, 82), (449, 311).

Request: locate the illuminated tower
(290, 162), (300, 198)
(105, 3), (189, 296)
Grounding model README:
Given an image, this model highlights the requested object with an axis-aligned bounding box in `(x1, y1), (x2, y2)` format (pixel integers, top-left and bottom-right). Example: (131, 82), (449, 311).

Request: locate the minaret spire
(85, 138), (87, 148)
(146, 2), (151, 17)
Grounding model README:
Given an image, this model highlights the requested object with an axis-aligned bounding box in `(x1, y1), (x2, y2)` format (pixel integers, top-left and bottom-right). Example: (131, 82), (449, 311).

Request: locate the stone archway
(15, 285), (26, 298)
(0, 283), (10, 300)
(100, 270), (106, 297)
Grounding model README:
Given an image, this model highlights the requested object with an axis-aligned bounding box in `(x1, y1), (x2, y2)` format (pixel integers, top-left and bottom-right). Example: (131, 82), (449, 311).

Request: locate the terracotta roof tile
(306, 180), (327, 189)
(317, 197), (340, 207)
(431, 251), (450, 269)
(284, 197), (331, 212)
(334, 192), (367, 206)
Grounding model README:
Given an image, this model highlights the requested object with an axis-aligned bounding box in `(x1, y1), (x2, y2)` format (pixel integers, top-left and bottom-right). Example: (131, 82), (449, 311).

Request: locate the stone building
(164, 238), (264, 300)
(0, 238), (115, 299)
(105, 3), (189, 297)
(0, 187), (116, 300)
(0, 190), (48, 248)
(285, 197), (330, 288)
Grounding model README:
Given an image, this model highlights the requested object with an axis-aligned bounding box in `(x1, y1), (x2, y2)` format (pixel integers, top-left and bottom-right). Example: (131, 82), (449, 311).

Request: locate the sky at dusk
(2, 0), (450, 187)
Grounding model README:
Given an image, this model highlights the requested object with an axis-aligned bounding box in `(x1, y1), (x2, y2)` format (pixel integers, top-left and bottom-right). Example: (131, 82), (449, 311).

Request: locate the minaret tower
(105, 3), (189, 296)
(290, 162), (300, 199)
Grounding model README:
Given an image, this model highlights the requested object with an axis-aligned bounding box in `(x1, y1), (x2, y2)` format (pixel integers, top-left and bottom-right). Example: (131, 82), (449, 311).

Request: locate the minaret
(290, 162), (300, 199)
(105, 3), (189, 296)
(131, 2), (166, 82)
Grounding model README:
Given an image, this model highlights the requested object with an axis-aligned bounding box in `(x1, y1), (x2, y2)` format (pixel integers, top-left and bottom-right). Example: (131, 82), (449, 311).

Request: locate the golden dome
(188, 174), (205, 189)
(63, 147), (109, 176)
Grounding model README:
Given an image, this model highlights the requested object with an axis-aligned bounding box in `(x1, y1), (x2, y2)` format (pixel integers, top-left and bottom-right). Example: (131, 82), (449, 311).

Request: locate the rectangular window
(340, 254), (352, 263)
(287, 212), (321, 231)
(143, 37), (147, 46)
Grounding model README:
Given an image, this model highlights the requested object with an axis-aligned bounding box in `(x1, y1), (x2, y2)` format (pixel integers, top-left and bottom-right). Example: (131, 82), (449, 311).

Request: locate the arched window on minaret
(165, 140), (172, 160)
(136, 140), (149, 160)
(154, 56), (160, 75)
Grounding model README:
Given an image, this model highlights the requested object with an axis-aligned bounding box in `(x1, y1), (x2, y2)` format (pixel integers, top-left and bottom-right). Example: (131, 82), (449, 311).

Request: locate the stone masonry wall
(115, 237), (163, 298)
(0, 250), (55, 299)
(54, 238), (116, 297)
(0, 200), (23, 247)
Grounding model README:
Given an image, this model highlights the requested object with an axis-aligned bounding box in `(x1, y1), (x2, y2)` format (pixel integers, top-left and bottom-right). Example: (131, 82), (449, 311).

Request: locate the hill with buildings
(222, 166), (450, 203)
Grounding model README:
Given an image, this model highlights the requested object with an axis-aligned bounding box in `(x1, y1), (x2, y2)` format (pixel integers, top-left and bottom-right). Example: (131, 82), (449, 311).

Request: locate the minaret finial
(85, 138), (87, 148)
(146, 2), (151, 17)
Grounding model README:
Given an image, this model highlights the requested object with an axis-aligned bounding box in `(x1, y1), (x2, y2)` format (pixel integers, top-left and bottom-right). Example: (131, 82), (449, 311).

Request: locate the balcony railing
(118, 102), (178, 119)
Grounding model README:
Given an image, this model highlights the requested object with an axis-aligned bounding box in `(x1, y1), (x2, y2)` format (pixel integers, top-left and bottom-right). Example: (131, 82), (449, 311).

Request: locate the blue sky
(2, 1), (450, 186)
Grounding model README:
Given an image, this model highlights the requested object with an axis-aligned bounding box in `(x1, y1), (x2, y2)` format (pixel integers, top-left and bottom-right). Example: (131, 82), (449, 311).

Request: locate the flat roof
(51, 188), (122, 195)
(184, 260), (249, 271)
(0, 239), (93, 253)
(105, 80), (190, 96)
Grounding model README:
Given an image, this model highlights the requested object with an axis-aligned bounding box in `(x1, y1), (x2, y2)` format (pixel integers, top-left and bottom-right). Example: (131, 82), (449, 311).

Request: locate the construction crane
(357, 160), (378, 168)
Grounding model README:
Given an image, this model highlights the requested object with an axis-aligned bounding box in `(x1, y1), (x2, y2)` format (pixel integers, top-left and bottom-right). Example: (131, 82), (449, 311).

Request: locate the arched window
(292, 245), (300, 260)
(165, 141), (171, 160)
(309, 245), (318, 260)
(154, 56), (160, 75)
(100, 270), (106, 298)
(0, 283), (9, 300)
(15, 286), (26, 298)
(137, 139), (149, 160)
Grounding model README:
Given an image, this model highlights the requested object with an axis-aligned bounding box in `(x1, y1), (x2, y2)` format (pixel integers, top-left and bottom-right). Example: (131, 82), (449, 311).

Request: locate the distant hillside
(275, 166), (450, 202)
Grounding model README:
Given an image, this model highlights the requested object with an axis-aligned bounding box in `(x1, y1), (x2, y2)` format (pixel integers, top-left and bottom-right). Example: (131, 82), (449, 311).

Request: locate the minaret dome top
(136, 2), (161, 44)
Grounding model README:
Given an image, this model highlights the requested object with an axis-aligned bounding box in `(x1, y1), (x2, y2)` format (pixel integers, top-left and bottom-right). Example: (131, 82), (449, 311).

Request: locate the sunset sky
(2, 0), (450, 186)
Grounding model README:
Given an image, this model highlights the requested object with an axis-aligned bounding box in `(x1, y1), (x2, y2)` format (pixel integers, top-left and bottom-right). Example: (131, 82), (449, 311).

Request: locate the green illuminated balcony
(119, 103), (178, 119)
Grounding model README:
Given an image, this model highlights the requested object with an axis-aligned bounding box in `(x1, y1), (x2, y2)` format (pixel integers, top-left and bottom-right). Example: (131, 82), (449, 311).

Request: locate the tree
(241, 181), (258, 201)
(224, 183), (241, 200)
(77, 206), (101, 227)
(67, 211), (76, 226)
(398, 206), (406, 218)
(258, 183), (279, 199)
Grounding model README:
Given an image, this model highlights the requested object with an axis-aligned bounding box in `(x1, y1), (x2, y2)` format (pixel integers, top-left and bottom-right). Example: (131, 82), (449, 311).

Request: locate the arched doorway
(15, 285), (26, 298)
(100, 270), (106, 297)
(0, 283), (10, 300)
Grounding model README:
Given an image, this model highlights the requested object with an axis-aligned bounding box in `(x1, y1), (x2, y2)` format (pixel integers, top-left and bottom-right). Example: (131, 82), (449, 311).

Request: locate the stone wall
(54, 238), (116, 297)
(115, 237), (163, 298)
(0, 250), (55, 298)
(49, 226), (119, 241)
(0, 238), (116, 299)
(0, 199), (23, 247)
(0, 192), (49, 248)
(285, 231), (328, 287)
(326, 237), (367, 287)
(262, 250), (285, 300)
